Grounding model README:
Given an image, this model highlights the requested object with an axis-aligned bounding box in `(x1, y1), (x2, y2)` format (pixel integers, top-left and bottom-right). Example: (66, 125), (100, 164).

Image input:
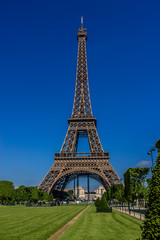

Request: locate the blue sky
(0, 0), (160, 190)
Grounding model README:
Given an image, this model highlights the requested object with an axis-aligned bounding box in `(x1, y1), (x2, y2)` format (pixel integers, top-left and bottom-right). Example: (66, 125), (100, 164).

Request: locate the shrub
(96, 194), (112, 212)
(141, 139), (160, 239)
(95, 197), (100, 208)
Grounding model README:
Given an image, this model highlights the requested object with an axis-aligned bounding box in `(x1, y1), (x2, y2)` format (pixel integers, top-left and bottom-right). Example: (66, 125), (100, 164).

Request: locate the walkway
(48, 205), (90, 240)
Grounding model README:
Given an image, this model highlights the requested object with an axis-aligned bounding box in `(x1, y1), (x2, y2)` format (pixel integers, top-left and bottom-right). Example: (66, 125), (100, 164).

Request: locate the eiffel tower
(38, 17), (122, 197)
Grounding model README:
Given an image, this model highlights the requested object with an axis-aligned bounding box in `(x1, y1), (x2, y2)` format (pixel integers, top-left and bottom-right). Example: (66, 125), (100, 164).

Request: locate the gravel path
(48, 205), (90, 240)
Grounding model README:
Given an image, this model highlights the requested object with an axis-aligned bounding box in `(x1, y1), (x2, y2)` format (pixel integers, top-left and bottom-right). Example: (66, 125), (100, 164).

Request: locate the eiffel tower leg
(87, 175), (90, 201)
(77, 175), (79, 199)
(74, 176), (75, 199)
(60, 127), (77, 152)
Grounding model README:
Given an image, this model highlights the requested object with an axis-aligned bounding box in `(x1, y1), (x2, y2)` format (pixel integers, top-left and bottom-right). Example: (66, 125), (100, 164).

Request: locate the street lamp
(147, 147), (156, 170)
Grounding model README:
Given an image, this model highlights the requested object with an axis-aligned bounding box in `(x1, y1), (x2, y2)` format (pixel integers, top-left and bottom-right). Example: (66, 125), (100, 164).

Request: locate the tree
(141, 139), (160, 239)
(103, 185), (125, 203)
(145, 178), (152, 200)
(28, 187), (41, 203)
(112, 184), (124, 202)
(0, 182), (53, 204)
(95, 194), (111, 212)
(14, 186), (52, 203)
(39, 191), (49, 201)
(124, 167), (150, 204)
(0, 181), (14, 204)
(95, 197), (100, 208)
(104, 188), (111, 201)
(48, 193), (53, 202)
(14, 185), (31, 202)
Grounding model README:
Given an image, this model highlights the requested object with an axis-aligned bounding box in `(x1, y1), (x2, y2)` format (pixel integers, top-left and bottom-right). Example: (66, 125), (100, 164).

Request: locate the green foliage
(26, 187), (53, 203)
(0, 181), (14, 203)
(0, 183), (53, 204)
(124, 167), (150, 203)
(124, 169), (132, 202)
(147, 178), (152, 189)
(28, 187), (40, 203)
(96, 194), (111, 212)
(95, 197), (100, 207)
(141, 178), (152, 201)
(48, 193), (54, 202)
(112, 184), (124, 202)
(103, 188), (111, 201)
(103, 185), (125, 203)
(156, 139), (160, 149)
(14, 185), (31, 202)
(38, 191), (47, 201)
(141, 139), (160, 239)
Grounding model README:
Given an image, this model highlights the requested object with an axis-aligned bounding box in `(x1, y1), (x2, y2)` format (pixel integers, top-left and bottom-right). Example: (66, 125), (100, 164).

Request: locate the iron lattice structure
(38, 18), (122, 194)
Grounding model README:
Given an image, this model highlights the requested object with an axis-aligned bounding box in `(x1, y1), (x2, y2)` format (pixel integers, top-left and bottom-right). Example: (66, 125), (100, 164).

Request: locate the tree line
(0, 183), (53, 204)
(0, 167), (150, 205)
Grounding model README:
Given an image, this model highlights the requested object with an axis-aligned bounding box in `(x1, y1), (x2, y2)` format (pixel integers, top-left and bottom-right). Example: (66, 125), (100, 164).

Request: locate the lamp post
(147, 147), (156, 171)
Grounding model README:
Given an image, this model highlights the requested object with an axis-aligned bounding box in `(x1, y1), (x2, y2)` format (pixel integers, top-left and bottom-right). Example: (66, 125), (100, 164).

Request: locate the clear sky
(0, 0), (160, 190)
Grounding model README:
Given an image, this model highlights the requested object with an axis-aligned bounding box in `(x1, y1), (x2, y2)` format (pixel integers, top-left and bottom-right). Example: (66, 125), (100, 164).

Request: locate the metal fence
(111, 203), (147, 220)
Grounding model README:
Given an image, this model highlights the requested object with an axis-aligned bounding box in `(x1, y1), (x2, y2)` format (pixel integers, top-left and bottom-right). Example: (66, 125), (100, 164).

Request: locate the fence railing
(110, 203), (147, 220)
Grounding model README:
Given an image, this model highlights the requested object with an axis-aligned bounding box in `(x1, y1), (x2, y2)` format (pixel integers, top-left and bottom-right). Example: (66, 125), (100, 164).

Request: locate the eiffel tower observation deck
(38, 17), (122, 196)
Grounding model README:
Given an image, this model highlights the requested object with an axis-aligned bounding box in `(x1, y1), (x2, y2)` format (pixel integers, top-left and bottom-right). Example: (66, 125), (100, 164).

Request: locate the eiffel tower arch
(38, 17), (122, 196)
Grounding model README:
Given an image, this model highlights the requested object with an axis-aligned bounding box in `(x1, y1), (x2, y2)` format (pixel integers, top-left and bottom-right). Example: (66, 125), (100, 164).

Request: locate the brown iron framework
(38, 17), (122, 194)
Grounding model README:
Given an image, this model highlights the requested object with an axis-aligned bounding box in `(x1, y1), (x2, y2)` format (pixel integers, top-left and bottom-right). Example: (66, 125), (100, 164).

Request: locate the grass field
(59, 205), (143, 240)
(0, 204), (86, 240)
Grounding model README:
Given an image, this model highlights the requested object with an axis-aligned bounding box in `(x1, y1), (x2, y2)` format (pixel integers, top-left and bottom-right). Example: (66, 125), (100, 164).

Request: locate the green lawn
(59, 205), (143, 240)
(0, 204), (86, 240)
(0, 205), (143, 240)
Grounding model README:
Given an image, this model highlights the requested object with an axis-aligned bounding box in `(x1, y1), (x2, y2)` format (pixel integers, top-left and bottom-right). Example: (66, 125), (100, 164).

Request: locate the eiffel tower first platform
(38, 17), (122, 196)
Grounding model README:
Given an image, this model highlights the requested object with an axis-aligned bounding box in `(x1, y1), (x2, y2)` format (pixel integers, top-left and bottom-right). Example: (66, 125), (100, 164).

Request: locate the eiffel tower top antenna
(81, 16), (83, 29)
